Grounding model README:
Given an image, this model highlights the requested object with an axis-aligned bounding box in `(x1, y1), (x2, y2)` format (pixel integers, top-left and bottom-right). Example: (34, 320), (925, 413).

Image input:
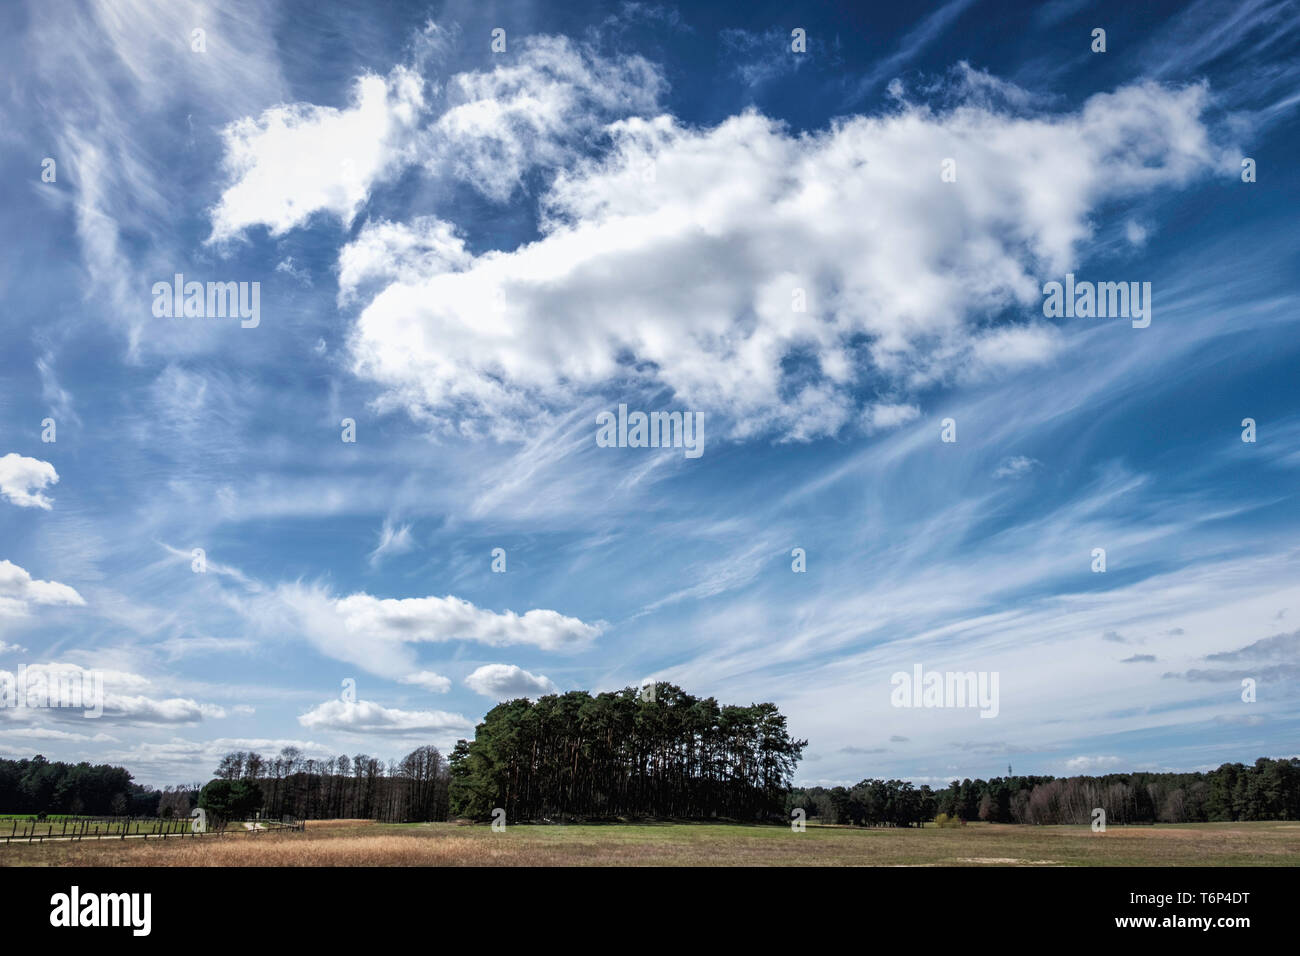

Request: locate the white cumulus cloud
(464, 663), (559, 699)
(298, 698), (473, 735)
(344, 80), (1226, 440)
(0, 453), (59, 509)
(243, 582), (602, 679)
(429, 34), (665, 201)
(208, 67), (426, 242)
(0, 560), (84, 617)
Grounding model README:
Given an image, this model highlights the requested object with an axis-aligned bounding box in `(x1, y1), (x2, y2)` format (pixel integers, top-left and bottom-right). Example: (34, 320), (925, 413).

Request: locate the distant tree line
(448, 684), (808, 821)
(790, 758), (1300, 826)
(788, 778), (940, 827)
(207, 744), (450, 822)
(8, 748), (1295, 828)
(0, 755), (158, 816)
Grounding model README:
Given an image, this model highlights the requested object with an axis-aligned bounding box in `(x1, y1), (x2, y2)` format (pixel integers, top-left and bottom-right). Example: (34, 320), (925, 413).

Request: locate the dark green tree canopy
(198, 778), (263, 824)
(448, 683), (807, 821)
(790, 757), (1300, 826)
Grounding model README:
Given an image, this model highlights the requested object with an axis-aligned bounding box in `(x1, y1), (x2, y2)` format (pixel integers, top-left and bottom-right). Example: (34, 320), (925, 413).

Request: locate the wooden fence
(0, 815), (304, 844)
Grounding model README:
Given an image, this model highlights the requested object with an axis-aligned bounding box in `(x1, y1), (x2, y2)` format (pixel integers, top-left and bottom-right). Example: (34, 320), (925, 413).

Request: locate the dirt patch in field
(955, 857), (1059, 865)
(304, 819), (377, 830)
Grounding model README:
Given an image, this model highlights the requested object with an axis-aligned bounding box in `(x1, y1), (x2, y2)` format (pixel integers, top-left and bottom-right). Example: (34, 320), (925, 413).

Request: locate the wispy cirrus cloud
(2, 2), (1297, 789)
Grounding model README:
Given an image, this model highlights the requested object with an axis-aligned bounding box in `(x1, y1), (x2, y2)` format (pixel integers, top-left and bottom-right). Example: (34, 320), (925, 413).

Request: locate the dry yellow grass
(107, 834), (521, 866)
(2, 819), (1297, 866)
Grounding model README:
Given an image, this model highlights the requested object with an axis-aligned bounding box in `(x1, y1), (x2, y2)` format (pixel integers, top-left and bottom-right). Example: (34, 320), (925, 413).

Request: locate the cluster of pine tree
(448, 683), (808, 821)
(0, 755), (156, 816)
(791, 758), (1300, 825)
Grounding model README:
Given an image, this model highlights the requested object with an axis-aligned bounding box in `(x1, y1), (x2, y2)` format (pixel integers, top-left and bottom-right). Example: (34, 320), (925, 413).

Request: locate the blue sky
(1, 0), (1298, 787)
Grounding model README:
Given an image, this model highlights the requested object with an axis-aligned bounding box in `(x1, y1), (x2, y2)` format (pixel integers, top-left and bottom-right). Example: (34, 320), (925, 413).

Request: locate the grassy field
(1, 818), (1297, 866)
(0, 816), (202, 842)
